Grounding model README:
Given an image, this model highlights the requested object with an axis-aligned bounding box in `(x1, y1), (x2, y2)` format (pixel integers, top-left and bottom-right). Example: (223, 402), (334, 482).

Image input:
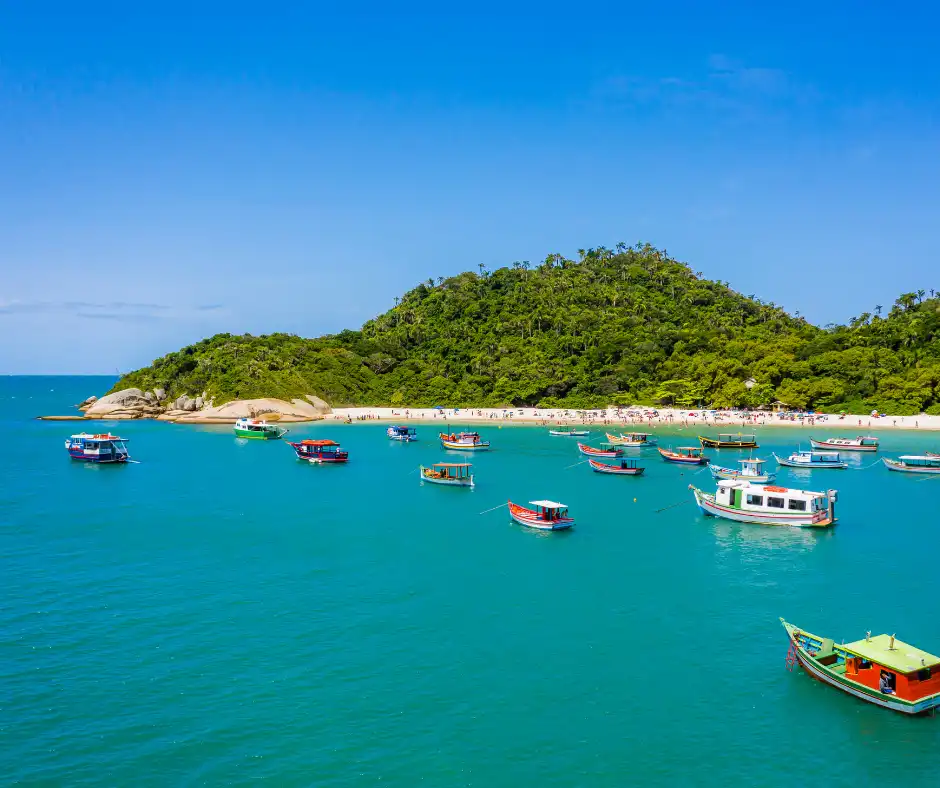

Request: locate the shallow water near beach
(5, 376), (940, 786)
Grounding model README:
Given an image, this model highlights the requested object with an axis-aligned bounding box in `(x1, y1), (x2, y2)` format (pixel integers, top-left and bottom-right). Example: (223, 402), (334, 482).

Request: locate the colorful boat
(439, 431), (491, 451)
(810, 436), (879, 452)
(548, 427), (590, 437)
(387, 425), (418, 442)
(577, 442), (624, 458)
(419, 462), (474, 487)
(882, 455), (940, 474)
(699, 433), (758, 449)
(781, 619), (940, 715)
(508, 500), (574, 530)
(773, 450), (848, 470)
(287, 439), (349, 463)
(928, 452), (940, 459)
(65, 433), (130, 463)
(709, 457), (776, 483)
(605, 432), (657, 447)
(689, 480), (837, 527)
(658, 446), (709, 465)
(234, 417), (288, 439)
(588, 458), (644, 476)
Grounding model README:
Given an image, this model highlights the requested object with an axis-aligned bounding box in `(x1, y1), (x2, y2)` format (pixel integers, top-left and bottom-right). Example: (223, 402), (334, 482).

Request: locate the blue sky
(2, 2), (938, 373)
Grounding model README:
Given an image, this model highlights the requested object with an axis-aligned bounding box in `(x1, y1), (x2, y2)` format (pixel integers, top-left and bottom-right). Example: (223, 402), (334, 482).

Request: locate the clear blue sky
(2, 2), (938, 373)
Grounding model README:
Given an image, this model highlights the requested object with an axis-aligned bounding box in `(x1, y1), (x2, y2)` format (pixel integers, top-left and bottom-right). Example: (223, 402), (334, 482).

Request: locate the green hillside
(112, 244), (940, 415)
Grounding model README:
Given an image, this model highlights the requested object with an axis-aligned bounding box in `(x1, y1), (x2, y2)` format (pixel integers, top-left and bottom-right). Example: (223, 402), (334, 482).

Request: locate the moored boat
(287, 439), (349, 463)
(709, 457), (775, 482)
(882, 455), (940, 474)
(577, 442), (623, 458)
(773, 450), (848, 469)
(699, 433), (758, 449)
(387, 425), (418, 442)
(508, 500), (574, 530)
(588, 458), (644, 476)
(810, 436), (879, 452)
(234, 417), (288, 440)
(605, 432), (657, 447)
(419, 462), (474, 487)
(65, 433), (130, 463)
(548, 427), (590, 437)
(658, 446), (709, 465)
(439, 431), (490, 450)
(781, 619), (940, 714)
(689, 480), (837, 527)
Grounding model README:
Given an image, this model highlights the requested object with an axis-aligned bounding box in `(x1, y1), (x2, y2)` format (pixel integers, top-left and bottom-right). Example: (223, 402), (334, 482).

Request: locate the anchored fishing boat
(781, 619), (940, 715)
(882, 455), (940, 474)
(419, 462), (474, 487)
(773, 450), (848, 469)
(65, 433), (130, 463)
(699, 433), (758, 449)
(605, 432), (657, 447)
(287, 439), (349, 464)
(588, 458), (644, 476)
(548, 427), (590, 437)
(234, 417), (288, 440)
(387, 425), (418, 442)
(439, 431), (490, 451)
(577, 442), (624, 458)
(810, 436), (879, 452)
(709, 457), (776, 483)
(508, 500), (574, 531)
(658, 446), (709, 465)
(689, 480), (837, 527)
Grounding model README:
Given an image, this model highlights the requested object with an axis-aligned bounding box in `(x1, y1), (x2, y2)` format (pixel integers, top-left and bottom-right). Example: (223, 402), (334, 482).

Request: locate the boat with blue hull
(709, 457), (775, 483)
(774, 450), (848, 469)
(387, 425), (418, 442)
(65, 433), (130, 463)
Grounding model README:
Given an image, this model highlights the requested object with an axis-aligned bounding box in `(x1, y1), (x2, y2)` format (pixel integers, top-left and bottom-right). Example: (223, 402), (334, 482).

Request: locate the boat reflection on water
(708, 520), (833, 551)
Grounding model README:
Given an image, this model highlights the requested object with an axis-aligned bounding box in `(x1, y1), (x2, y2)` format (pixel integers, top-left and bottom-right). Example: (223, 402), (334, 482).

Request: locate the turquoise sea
(4, 376), (940, 786)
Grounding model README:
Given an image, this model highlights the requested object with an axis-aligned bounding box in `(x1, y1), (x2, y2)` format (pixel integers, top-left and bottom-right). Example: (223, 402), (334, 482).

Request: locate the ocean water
(4, 376), (940, 786)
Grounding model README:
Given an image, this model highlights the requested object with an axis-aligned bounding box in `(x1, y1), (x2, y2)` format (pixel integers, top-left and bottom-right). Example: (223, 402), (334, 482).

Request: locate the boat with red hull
(658, 446), (709, 465)
(588, 458), (644, 476)
(288, 439), (349, 464)
(577, 442), (623, 458)
(508, 500), (574, 531)
(810, 436), (879, 452)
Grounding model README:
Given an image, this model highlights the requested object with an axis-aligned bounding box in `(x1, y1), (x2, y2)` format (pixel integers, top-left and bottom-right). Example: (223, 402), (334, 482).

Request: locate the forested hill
(112, 244), (940, 414)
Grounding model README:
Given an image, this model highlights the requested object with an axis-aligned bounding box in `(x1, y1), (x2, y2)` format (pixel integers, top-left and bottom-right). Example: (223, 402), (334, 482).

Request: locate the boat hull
(690, 487), (833, 527)
(67, 450), (128, 463)
(419, 467), (474, 487)
(772, 453), (847, 469)
(699, 437), (758, 449)
(440, 440), (490, 451)
(883, 458), (940, 474)
(588, 459), (644, 475)
(234, 428), (285, 440)
(809, 439), (877, 452)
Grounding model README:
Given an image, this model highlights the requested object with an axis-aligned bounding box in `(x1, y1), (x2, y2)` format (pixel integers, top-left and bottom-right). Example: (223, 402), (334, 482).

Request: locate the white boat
(689, 480), (837, 527)
(548, 427), (590, 437)
(508, 500), (574, 530)
(387, 425), (418, 442)
(882, 456), (940, 474)
(773, 450), (848, 469)
(709, 457), (776, 483)
(419, 463), (475, 487)
(439, 431), (490, 451)
(234, 417), (288, 439)
(606, 432), (657, 447)
(810, 436), (878, 452)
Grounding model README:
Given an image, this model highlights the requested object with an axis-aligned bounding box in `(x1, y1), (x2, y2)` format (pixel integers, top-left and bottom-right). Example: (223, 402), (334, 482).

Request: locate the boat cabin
(714, 480), (833, 517)
(65, 433), (130, 462)
(388, 425), (417, 439)
(796, 450), (843, 465)
(718, 433), (756, 443)
(676, 447), (705, 459)
(427, 463), (472, 480)
(895, 455), (940, 470)
(291, 439), (349, 462)
(624, 433), (652, 442)
(738, 458), (767, 476)
(530, 500), (569, 521)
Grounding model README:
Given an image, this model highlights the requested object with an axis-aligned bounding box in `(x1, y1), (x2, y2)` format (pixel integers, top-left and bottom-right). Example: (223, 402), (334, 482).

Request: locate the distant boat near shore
(810, 436), (879, 452)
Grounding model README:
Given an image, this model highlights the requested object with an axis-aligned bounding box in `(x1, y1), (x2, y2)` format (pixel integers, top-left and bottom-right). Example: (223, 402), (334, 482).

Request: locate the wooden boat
(810, 436), (879, 452)
(781, 619), (940, 715)
(577, 442), (623, 458)
(65, 433), (130, 463)
(419, 463), (474, 487)
(882, 455), (940, 474)
(588, 458), (644, 476)
(605, 432), (657, 447)
(689, 480), (837, 527)
(698, 433), (758, 449)
(508, 500), (574, 530)
(709, 457), (776, 483)
(387, 425), (417, 442)
(234, 417), (288, 439)
(773, 450), (847, 469)
(658, 446), (709, 465)
(287, 439), (349, 463)
(928, 452), (940, 459)
(439, 431), (490, 450)
(548, 427), (590, 437)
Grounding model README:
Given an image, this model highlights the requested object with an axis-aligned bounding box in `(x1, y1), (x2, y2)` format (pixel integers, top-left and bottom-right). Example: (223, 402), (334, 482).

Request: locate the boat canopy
(433, 462), (471, 468)
(301, 439), (338, 446)
(898, 455), (940, 463)
(530, 499), (566, 509)
(716, 479), (826, 497)
(842, 634), (940, 673)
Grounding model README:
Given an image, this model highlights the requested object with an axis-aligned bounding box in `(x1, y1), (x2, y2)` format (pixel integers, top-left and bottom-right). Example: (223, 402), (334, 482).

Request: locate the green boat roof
(842, 634), (940, 673)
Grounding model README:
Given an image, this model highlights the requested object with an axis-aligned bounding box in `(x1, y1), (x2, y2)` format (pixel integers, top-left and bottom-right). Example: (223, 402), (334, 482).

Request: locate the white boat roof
(530, 499), (566, 508)
(899, 455), (940, 462)
(716, 479), (827, 496)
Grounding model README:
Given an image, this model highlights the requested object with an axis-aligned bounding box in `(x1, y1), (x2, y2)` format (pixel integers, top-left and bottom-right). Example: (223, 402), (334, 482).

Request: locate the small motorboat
(439, 432), (490, 450)
(419, 462), (474, 487)
(387, 425), (418, 442)
(508, 500), (574, 530)
(234, 417), (288, 440)
(287, 439), (349, 463)
(882, 455), (940, 474)
(810, 436), (879, 452)
(605, 432), (657, 447)
(689, 480), (837, 527)
(65, 433), (130, 463)
(709, 457), (775, 483)
(577, 442), (623, 458)
(699, 433), (758, 449)
(658, 446), (709, 465)
(781, 619), (940, 714)
(588, 458), (644, 476)
(773, 450), (847, 469)
(548, 427), (590, 437)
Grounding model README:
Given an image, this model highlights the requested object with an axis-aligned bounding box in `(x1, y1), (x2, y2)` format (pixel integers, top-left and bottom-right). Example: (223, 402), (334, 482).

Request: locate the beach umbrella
(433, 405), (444, 410)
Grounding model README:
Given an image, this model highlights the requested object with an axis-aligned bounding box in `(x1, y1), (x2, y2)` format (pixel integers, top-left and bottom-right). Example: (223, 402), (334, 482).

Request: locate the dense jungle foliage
(112, 244), (940, 414)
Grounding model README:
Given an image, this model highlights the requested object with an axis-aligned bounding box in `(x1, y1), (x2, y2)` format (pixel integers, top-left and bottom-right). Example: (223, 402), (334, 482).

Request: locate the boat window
(859, 659), (872, 669)
(788, 499), (807, 511)
(746, 494), (763, 506)
(767, 497), (785, 509)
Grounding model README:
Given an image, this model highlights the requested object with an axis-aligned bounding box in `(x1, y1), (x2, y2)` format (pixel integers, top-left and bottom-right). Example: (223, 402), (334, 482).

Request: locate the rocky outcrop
(173, 397), (324, 423)
(304, 395), (332, 414)
(83, 388), (162, 419)
(77, 395), (98, 410)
